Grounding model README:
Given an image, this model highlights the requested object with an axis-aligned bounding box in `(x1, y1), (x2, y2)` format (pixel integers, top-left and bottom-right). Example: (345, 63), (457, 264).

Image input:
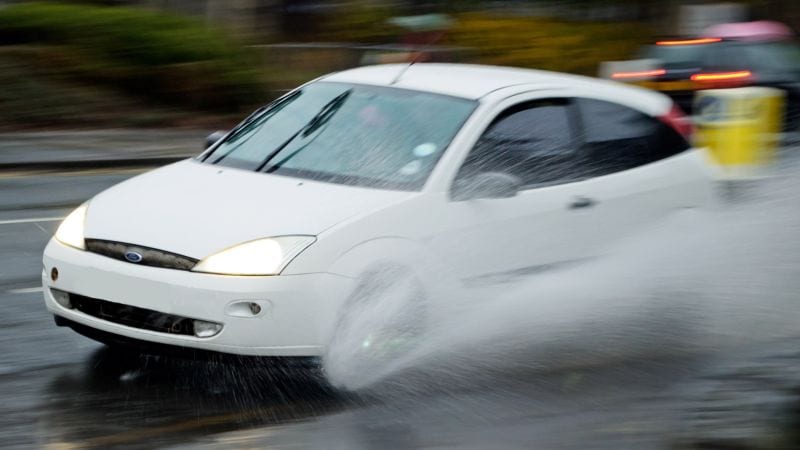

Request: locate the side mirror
(451, 172), (522, 201)
(205, 130), (227, 149)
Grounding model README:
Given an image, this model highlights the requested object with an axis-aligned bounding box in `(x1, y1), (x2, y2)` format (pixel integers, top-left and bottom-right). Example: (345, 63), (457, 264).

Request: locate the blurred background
(0, 0), (798, 130)
(5, 1), (800, 449)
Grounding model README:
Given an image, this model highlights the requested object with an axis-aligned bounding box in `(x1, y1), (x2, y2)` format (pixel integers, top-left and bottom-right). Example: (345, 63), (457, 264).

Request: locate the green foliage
(313, 7), (649, 76)
(446, 13), (651, 76)
(0, 50), (132, 127)
(0, 2), (265, 111)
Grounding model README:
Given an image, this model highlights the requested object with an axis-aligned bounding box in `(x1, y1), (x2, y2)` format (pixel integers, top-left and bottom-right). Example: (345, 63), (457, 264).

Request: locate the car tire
(322, 265), (428, 390)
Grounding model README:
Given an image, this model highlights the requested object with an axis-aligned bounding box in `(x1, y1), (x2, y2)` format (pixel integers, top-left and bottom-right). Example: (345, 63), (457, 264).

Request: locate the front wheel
(323, 266), (427, 390)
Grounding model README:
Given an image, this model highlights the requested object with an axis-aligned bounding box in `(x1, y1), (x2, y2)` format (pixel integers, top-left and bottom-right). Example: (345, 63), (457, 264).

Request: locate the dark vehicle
(617, 22), (800, 127)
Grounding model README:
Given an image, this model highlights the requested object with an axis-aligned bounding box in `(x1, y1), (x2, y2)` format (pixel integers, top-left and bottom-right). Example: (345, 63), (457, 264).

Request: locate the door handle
(568, 196), (596, 209)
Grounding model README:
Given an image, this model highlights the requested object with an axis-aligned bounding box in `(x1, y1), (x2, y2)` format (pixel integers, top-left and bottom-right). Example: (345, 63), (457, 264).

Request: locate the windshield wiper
(206, 90), (302, 164)
(254, 89), (352, 172)
(231, 90), (302, 140)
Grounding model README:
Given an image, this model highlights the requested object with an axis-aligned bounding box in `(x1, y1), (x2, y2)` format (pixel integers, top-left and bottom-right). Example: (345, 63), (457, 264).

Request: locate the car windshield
(640, 44), (708, 68)
(201, 82), (477, 191)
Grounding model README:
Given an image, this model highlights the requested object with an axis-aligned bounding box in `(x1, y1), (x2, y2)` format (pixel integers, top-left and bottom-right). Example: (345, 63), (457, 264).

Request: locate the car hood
(84, 160), (414, 259)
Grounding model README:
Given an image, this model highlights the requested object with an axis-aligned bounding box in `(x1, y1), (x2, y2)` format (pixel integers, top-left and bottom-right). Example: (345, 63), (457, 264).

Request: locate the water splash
(324, 163), (800, 392)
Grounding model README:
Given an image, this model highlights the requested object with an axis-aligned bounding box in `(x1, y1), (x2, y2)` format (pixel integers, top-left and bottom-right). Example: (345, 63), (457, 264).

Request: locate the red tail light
(689, 70), (753, 89)
(611, 69), (666, 80)
(690, 70), (752, 82)
(659, 104), (693, 140)
(656, 37), (722, 46)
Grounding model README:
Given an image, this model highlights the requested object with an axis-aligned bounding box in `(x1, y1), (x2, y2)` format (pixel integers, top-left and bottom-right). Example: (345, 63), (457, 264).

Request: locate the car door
(568, 96), (714, 257)
(430, 97), (603, 283)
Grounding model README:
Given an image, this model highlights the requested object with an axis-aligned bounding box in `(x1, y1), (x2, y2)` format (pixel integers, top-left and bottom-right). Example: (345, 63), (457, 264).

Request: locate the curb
(0, 156), (190, 172)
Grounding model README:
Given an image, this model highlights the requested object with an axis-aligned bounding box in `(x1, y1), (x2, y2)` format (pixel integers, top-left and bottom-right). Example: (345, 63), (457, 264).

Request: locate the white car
(43, 63), (714, 369)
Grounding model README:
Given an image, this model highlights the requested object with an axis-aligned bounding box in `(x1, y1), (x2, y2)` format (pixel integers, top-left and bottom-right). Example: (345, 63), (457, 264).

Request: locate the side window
(576, 98), (689, 176)
(456, 99), (579, 187)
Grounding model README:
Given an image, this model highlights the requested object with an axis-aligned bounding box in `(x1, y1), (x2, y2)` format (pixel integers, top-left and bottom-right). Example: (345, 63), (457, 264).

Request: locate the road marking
(0, 217), (63, 225)
(7, 287), (43, 294)
(0, 166), (148, 179)
(33, 222), (49, 234)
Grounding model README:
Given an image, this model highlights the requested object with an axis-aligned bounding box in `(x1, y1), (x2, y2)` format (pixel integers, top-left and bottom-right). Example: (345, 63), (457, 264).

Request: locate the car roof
(705, 21), (794, 42)
(321, 63), (655, 101)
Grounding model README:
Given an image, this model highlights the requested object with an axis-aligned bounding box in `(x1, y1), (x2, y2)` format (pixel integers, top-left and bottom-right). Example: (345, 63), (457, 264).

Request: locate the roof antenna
(390, 29), (445, 85)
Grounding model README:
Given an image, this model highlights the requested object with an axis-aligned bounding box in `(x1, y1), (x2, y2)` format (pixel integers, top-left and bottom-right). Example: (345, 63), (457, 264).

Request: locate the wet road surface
(2, 166), (800, 449)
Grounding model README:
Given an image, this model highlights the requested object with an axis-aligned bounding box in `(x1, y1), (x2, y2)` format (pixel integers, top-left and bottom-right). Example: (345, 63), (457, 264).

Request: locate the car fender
(306, 236), (459, 344)
(330, 237), (459, 322)
(328, 237), (458, 296)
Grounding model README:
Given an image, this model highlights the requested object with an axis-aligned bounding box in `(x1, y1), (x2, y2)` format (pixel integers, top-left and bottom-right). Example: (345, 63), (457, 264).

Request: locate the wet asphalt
(2, 167), (800, 449)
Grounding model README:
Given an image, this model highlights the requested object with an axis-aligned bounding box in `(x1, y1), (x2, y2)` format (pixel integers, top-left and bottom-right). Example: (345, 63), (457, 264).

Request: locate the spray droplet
(413, 142), (437, 157)
(399, 160), (422, 176)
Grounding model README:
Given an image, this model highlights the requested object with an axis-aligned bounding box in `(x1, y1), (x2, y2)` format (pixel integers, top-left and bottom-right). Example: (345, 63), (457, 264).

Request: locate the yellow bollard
(693, 87), (785, 179)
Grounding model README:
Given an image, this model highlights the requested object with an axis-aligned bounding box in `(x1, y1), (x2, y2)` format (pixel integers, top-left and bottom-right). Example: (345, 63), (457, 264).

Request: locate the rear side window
(457, 99), (581, 187)
(576, 98), (689, 176)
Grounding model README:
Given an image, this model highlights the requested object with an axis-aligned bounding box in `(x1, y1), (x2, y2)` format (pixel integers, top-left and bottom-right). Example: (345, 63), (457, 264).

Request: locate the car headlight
(55, 204), (88, 250)
(192, 236), (316, 276)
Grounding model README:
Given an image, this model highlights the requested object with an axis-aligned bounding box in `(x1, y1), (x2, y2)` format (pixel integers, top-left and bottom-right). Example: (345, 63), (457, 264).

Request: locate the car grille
(70, 293), (196, 336)
(85, 239), (198, 271)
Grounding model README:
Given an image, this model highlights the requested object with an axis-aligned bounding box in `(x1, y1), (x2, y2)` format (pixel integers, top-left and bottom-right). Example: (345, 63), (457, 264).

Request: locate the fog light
(225, 300), (269, 318)
(193, 320), (222, 338)
(50, 288), (72, 309)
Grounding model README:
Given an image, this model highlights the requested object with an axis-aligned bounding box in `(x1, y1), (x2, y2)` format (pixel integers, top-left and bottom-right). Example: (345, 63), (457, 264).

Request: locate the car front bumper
(42, 238), (354, 357)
